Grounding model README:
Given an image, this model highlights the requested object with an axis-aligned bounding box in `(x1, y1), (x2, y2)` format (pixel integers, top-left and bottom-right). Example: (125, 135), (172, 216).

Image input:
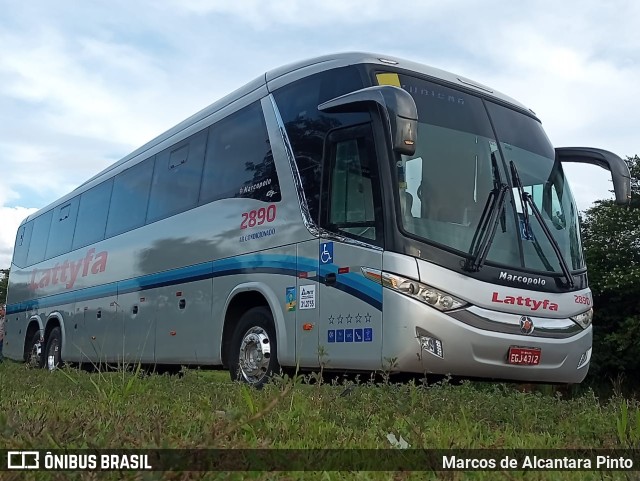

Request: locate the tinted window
(106, 157), (154, 237)
(393, 74), (495, 138)
(200, 102), (280, 204)
(485, 102), (555, 158)
(324, 125), (383, 246)
(147, 129), (207, 222)
(273, 66), (368, 223)
(12, 221), (33, 268)
(73, 179), (113, 250)
(26, 210), (53, 266)
(46, 197), (80, 258)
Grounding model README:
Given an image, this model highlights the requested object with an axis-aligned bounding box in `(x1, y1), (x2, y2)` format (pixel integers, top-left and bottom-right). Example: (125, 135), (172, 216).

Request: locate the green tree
(0, 268), (8, 305)
(581, 155), (640, 379)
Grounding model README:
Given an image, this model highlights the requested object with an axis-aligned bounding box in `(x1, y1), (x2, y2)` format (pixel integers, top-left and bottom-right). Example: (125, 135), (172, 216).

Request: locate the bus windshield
(395, 74), (583, 273)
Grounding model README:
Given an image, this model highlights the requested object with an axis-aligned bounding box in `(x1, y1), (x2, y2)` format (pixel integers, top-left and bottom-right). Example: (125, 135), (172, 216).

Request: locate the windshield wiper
(464, 150), (508, 272)
(464, 183), (508, 272)
(509, 161), (575, 288)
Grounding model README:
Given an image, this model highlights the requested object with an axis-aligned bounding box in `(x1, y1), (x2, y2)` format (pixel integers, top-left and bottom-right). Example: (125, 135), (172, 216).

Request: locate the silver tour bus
(3, 53), (630, 386)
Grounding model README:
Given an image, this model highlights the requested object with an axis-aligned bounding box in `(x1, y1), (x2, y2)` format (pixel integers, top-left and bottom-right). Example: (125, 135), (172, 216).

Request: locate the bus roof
(22, 52), (533, 224)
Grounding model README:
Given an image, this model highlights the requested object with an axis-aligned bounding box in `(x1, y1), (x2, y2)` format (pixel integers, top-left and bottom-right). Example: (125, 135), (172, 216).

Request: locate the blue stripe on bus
(5, 254), (383, 315)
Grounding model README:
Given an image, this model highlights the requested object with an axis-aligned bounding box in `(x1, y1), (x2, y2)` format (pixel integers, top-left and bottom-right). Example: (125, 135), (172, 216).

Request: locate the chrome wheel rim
(47, 338), (60, 370)
(238, 326), (271, 384)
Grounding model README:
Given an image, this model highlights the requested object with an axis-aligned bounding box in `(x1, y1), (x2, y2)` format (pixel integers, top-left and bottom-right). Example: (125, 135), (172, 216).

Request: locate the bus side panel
(80, 295), (121, 363)
(48, 303), (74, 362)
(119, 290), (156, 364)
(3, 264), (35, 361)
(154, 278), (214, 364)
(65, 304), (85, 362)
(318, 241), (383, 371)
(295, 239), (320, 368)
(212, 245), (298, 368)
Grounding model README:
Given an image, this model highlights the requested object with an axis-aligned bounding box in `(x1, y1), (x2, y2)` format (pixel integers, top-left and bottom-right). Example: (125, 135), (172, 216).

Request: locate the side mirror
(318, 85), (418, 156)
(556, 147), (631, 205)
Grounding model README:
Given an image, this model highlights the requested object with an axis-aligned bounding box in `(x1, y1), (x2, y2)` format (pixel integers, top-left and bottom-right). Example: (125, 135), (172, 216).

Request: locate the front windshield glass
(486, 101), (583, 271)
(387, 73), (583, 273)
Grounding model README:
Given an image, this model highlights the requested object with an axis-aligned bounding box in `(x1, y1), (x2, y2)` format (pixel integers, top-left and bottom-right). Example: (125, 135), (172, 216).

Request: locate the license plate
(508, 347), (541, 365)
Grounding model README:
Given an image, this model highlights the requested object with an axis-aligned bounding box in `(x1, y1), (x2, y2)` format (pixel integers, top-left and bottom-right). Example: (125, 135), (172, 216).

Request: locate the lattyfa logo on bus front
(491, 292), (559, 312)
(27, 248), (109, 291)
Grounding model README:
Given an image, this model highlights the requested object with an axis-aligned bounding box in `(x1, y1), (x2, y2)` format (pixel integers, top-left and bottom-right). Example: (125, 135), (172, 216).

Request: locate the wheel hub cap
(238, 327), (271, 383)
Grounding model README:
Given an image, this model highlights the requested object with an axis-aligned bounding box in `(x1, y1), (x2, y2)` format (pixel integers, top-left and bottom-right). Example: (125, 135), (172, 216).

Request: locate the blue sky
(1, 0), (639, 266)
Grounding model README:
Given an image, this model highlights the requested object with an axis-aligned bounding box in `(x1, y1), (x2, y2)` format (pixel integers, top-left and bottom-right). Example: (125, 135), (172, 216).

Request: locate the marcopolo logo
(519, 316), (535, 335)
(499, 271), (546, 286)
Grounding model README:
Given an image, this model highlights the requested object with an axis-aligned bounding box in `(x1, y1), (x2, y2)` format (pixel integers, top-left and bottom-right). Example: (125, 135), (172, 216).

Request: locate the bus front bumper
(382, 291), (592, 384)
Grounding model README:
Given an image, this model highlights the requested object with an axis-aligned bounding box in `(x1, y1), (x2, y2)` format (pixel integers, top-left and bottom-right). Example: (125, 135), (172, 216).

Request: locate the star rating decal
(327, 313), (373, 325)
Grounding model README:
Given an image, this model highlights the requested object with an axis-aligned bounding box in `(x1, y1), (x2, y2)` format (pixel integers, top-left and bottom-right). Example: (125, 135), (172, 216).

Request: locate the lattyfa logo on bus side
(27, 248), (109, 291)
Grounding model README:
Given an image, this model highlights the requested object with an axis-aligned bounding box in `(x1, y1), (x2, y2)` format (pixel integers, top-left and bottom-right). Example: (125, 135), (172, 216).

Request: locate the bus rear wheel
(25, 331), (44, 368)
(228, 306), (279, 388)
(44, 327), (62, 370)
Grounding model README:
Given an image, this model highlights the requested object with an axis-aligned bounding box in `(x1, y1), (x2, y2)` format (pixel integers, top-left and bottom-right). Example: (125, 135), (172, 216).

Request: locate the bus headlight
(570, 308), (593, 329)
(380, 271), (467, 312)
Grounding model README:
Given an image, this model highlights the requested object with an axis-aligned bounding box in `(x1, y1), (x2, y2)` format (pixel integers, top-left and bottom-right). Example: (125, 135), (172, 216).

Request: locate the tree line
(581, 155), (640, 381)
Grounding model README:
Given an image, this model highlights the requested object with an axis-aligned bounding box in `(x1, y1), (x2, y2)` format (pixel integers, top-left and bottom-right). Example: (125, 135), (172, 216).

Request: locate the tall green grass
(0, 360), (638, 480)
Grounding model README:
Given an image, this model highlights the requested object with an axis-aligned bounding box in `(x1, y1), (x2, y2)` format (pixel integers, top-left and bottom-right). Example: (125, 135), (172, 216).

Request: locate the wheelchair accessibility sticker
(320, 242), (333, 265)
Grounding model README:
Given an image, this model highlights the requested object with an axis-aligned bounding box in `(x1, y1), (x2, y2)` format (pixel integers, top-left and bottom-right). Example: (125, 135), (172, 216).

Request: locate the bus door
(317, 123), (384, 371)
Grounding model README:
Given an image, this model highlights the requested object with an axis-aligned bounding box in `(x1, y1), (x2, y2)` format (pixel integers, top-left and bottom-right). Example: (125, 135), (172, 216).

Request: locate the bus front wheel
(228, 306), (279, 388)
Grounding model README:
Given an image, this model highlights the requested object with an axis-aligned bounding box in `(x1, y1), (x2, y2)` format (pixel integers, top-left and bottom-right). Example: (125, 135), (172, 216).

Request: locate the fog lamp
(577, 347), (592, 369)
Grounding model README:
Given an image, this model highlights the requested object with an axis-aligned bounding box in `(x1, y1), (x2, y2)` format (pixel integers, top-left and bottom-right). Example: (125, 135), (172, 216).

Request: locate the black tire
(44, 327), (62, 370)
(25, 330), (44, 368)
(228, 306), (279, 388)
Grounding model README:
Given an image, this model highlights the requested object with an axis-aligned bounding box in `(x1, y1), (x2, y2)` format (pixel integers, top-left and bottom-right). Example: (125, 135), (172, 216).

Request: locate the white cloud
(0, 206), (37, 268)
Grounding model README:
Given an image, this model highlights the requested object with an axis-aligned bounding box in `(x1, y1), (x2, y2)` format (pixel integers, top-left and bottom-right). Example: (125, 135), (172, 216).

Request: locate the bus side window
(73, 179), (113, 250)
(272, 66), (367, 224)
(105, 156), (154, 238)
(13, 221), (33, 268)
(200, 101), (280, 204)
(148, 129), (207, 222)
(322, 124), (384, 247)
(45, 198), (80, 259)
(26, 210), (53, 266)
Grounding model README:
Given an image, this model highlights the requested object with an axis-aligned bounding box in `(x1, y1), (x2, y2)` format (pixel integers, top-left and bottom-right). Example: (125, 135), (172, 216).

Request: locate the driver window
(323, 124), (384, 246)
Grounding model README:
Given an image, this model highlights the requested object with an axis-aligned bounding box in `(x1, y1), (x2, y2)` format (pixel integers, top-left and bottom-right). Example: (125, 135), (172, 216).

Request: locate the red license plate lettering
(508, 347), (541, 365)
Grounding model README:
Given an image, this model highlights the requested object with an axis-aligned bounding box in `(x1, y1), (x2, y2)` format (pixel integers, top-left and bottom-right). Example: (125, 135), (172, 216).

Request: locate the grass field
(1, 360), (639, 480)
